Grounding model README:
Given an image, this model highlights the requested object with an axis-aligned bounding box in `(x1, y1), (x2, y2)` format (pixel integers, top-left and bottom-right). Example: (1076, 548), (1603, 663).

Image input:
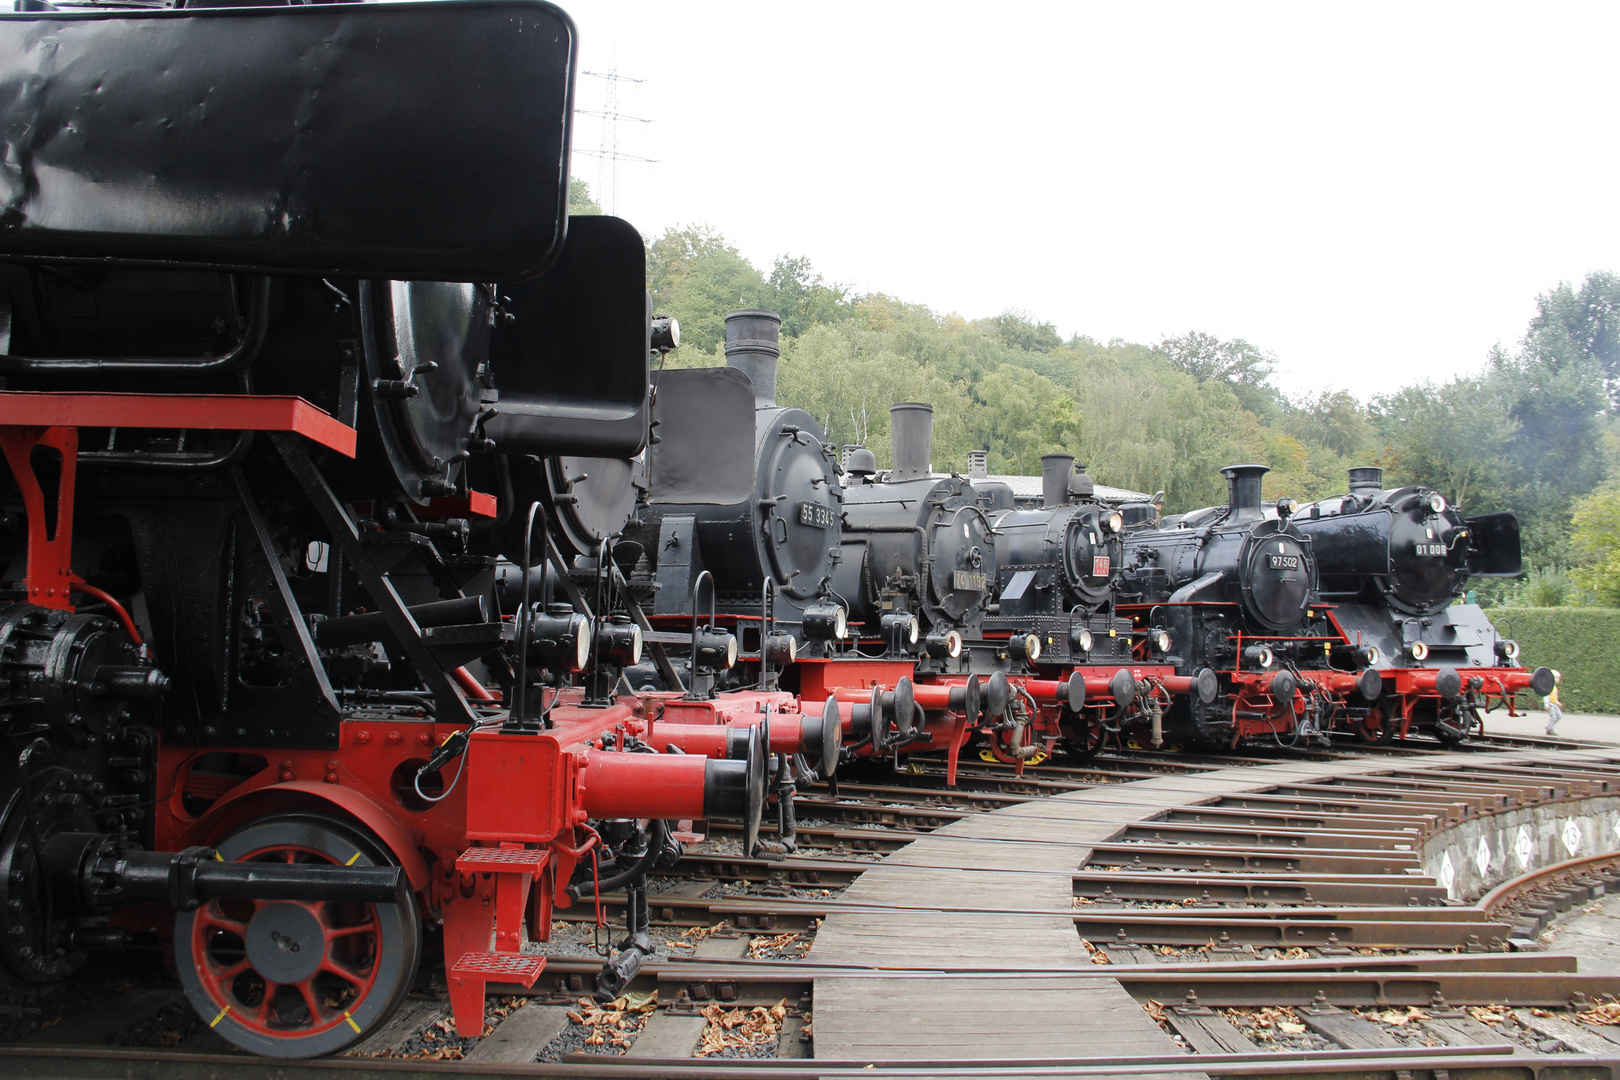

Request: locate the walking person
(1544, 670), (1564, 735)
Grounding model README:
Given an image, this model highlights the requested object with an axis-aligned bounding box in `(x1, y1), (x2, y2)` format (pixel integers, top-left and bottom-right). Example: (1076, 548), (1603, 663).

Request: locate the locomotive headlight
(527, 605), (592, 672)
(1071, 627), (1094, 654)
(1243, 645), (1274, 669)
(694, 630), (738, 670)
(1426, 492), (1447, 514)
(597, 617), (643, 666)
(924, 630), (963, 659)
(651, 314), (681, 352)
(1105, 511), (1124, 533)
(803, 604), (848, 641)
(1358, 645), (1382, 667)
(1007, 632), (1041, 663)
(1150, 628), (1172, 653)
(1409, 640), (1429, 661)
(1496, 638), (1520, 662)
(880, 613), (920, 649)
(764, 632), (797, 665)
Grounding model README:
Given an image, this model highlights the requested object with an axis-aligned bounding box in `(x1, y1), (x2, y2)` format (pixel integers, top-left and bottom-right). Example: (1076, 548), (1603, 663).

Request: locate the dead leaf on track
(695, 999), (789, 1056)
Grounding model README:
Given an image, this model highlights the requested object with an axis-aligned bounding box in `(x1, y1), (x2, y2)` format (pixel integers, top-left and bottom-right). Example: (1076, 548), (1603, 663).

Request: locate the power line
(576, 68), (655, 214)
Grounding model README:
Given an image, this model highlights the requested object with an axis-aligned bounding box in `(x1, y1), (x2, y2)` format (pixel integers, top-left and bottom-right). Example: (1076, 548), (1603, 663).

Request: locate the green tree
(1155, 332), (1280, 416)
(986, 310), (1062, 354)
(568, 178), (601, 216)
(1279, 390), (1374, 460)
(646, 225), (765, 356)
(1527, 272), (1620, 411)
(759, 255), (850, 338)
(1571, 484), (1620, 603)
(1372, 375), (1516, 513)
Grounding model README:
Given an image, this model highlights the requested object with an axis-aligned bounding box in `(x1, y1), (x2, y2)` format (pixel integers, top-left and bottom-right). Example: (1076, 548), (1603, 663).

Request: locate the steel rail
(1478, 851), (1620, 916)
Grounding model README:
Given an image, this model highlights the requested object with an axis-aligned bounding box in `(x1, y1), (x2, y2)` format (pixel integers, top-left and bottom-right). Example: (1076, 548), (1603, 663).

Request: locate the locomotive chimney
(1041, 454), (1075, 508)
(1221, 463), (1270, 522)
(1347, 466), (1384, 494)
(889, 403), (934, 481)
(968, 450), (989, 479)
(724, 309), (782, 409)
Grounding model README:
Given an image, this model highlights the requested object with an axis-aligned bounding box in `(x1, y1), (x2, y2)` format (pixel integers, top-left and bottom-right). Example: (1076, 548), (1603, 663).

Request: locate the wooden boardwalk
(807, 744), (1620, 1068)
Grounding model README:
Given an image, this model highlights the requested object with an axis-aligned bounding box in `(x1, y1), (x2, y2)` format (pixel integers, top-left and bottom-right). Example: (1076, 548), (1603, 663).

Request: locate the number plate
(1414, 543), (1446, 557)
(952, 570), (988, 591)
(1268, 554), (1300, 570)
(796, 501), (836, 530)
(1092, 556), (1111, 577)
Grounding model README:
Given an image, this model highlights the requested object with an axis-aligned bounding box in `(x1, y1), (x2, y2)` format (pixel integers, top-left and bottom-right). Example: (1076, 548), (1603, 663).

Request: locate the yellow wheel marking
(345, 852), (361, 866)
(209, 1005), (231, 1028)
(343, 1010), (362, 1034)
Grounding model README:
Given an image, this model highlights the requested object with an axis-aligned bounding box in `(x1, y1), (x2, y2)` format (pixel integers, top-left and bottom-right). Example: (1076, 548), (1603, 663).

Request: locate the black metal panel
(646, 367), (755, 505)
(0, 2), (575, 281)
(1465, 512), (1522, 577)
(486, 215), (650, 456)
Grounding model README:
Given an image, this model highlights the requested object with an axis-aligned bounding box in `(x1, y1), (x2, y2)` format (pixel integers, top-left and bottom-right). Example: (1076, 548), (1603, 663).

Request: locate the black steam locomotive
(1290, 467), (1553, 741)
(832, 403), (1001, 658)
(1114, 464), (1361, 748)
(0, 0), (805, 1057)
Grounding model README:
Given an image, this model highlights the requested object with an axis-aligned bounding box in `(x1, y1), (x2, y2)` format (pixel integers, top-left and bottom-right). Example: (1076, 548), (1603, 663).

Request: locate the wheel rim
(176, 815), (419, 1058)
(1059, 708), (1106, 759)
(1356, 708), (1392, 745)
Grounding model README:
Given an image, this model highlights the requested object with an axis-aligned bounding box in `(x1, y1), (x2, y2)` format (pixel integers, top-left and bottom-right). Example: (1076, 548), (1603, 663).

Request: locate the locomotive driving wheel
(175, 815), (421, 1058)
(1353, 706), (1395, 745)
(1058, 707), (1107, 760)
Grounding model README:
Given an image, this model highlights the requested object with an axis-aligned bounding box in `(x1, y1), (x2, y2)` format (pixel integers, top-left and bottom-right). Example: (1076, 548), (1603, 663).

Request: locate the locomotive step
(451, 951), (547, 984)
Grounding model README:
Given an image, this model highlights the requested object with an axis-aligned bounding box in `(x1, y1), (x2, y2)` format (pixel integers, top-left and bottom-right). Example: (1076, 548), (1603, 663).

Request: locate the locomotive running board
(0, 391), (356, 456)
(0, 391), (355, 612)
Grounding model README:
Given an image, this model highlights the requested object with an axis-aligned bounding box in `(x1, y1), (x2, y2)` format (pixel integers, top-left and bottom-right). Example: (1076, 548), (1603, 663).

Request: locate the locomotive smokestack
(1221, 463), (1269, 522)
(724, 310), (781, 409)
(889, 403), (933, 481)
(1347, 466), (1384, 494)
(1041, 454), (1075, 508)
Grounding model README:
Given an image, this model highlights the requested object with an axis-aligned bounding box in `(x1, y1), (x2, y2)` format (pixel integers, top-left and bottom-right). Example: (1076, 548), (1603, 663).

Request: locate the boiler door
(1385, 499), (1469, 614)
(928, 506), (995, 624)
(364, 280), (488, 498)
(1240, 532), (1311, 631)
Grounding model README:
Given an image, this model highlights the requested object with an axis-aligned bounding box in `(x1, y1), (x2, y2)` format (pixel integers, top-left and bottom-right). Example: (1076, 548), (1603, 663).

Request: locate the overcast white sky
(561, 1), (1618, 401)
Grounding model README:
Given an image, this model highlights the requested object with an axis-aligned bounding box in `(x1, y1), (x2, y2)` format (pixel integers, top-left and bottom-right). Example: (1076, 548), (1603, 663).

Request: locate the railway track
(5, 736), (1619, 1077)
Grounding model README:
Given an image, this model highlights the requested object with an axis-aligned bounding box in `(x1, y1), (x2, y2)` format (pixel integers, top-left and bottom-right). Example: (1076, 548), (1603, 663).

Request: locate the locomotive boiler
(987, 455), (1132, 666)
(972, 456), (1147, 761)
(831, 403), (999, 656)
(0, 1), (799, 1058)
(1291, 467), (1554, 742)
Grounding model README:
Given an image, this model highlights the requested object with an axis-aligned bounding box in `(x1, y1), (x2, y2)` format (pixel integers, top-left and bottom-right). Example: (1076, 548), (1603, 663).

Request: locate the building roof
(946, 472), (1153, 504)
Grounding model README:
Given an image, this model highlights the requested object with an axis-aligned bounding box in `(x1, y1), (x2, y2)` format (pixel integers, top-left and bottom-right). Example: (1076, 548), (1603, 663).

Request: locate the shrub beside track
(1486, 607), (1620, 713)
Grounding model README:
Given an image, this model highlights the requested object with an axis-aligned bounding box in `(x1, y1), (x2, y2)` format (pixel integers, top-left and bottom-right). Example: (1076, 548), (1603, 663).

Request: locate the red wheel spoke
(200, 916), (248, 938)
(209, 958), (251, 981)
(326, 922), (376, 940)
(321, 956), (365, 983)
(256, 982), (279, 1025)
(296, 982), (327, 1028)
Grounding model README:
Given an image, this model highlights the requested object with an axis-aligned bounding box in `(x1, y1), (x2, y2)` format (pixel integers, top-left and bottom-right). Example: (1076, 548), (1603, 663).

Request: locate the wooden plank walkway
(814, 974), (1198, 1069)
(808, 745), (1620, 1066)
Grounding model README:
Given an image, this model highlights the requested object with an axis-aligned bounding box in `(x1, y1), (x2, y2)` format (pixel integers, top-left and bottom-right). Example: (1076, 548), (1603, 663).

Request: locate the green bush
(1484, 607), (1620, 714)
